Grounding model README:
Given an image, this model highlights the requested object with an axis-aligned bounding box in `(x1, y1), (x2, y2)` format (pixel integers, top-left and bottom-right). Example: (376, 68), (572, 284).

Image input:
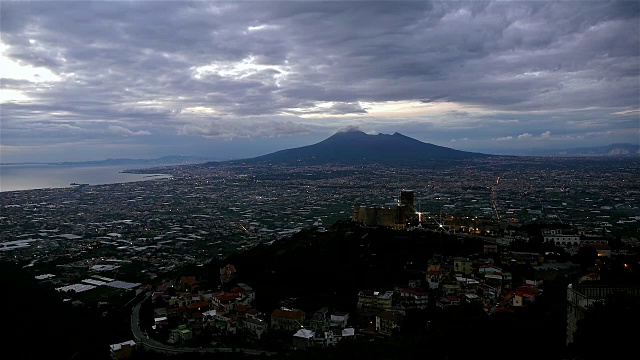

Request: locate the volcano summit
(222, 130), (492, 166)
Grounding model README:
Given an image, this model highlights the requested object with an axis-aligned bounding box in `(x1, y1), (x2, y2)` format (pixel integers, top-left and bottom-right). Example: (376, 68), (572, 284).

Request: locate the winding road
(131, 294), (277, 356)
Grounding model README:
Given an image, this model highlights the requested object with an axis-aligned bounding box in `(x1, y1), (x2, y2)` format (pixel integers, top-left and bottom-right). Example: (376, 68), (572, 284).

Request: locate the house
(455, 276), (480, 294)
(168, 325), (193, 344)
(235, 283), (256, 303)
(341, 327), (355, 339)
(236, 304), (260, 319)
(543, 232), (581, 247)
(357, 290), (394, 310)
(109, 340), (136, 360)
(201, 310), (217, 325)
(396, 288), (429, 309)
(463, 293), (481, 305)
(213, 310), (231, 323)
(427, 267), (442, 289)
(243, 317), (268, 340)
(542, 226), (581, 247)
(437, 296), (461, 308)
(212, 291), (241, 311)
(186, 300), (210, 318)
(483, 271), (503, 289)
(313, 327), (355, 347)
(292, 328), (315, 349)
(152, 316), (168, 330)
(309, 307), (330, 331)
(312, 329), (338, 347)
(512, 285), (541, 307)
(375, 310), (402, 336)
(442, 284), (460, 296)
(453, 257), (473, 275)
(478, 284), (499, 303)
(271, 308), (305, 331)
(330, 311), (349, 328)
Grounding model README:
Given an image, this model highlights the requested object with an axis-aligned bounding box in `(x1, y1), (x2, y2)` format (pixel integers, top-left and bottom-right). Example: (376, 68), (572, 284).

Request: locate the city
(1, 156), (639, 359)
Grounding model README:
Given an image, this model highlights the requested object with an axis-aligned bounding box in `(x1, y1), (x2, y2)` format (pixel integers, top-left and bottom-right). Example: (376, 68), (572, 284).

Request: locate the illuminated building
(352, 190), (417, 229)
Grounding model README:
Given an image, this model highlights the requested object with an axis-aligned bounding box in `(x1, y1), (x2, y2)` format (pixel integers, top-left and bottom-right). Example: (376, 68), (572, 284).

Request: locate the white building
(330, 312), (349, 328)
(292, 328), (315, 349)
(243, 317), (268, 340)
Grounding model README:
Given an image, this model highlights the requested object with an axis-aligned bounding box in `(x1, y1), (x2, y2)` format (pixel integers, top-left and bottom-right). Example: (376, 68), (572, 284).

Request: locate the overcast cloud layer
(1, 0), (639, 162)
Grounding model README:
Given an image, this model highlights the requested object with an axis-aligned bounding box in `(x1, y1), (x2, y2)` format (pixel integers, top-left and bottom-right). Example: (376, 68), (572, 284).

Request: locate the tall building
(352, 190), (417, 229)
(400, 189), (415, 222)
(400, 190), (414, 212)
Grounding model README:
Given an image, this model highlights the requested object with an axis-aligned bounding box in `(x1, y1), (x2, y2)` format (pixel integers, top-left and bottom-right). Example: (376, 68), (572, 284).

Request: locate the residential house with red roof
(186, 300), (210, 318)
(512, 285), (541, 307)
(212, 291), (241, 311)
(271, 308), (306, 331)
(396, 287), (429, 309)
(437, 296), (461, 308)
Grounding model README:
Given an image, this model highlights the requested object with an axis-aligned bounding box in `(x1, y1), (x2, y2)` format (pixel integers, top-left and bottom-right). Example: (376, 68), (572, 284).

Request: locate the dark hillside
(217, 221), (485, 314)
(0, 262), (132, 360)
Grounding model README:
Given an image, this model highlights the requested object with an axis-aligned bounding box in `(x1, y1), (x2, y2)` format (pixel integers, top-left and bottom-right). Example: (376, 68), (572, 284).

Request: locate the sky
(1, 0), (639, 163)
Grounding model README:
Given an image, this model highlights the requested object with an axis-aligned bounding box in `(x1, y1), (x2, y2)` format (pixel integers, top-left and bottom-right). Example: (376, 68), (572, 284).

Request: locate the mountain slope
(224, 130), (491, 165)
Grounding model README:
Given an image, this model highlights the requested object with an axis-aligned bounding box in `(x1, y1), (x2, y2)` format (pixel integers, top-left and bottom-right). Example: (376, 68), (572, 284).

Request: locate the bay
(0, 165), (172, 192)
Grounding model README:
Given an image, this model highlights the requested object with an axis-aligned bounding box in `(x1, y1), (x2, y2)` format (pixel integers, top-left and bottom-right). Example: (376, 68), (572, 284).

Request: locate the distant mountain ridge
(2, 155), (214, 167)
(215, 130), (492, 166)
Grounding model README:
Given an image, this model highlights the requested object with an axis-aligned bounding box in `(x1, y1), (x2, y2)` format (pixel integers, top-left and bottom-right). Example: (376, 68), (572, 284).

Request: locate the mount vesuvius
(213, 130), (492, 166)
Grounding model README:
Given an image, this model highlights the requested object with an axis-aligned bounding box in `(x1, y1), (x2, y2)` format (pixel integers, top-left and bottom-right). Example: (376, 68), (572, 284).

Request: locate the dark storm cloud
(1, 1), (638, 161)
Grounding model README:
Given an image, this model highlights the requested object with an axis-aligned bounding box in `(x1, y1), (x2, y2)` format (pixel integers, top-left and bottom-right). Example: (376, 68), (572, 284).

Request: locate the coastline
(0, 165), (173, 192)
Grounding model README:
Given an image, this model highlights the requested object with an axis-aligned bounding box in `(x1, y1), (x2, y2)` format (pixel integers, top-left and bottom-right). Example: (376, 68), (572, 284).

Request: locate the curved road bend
(131, 295), (276, 356)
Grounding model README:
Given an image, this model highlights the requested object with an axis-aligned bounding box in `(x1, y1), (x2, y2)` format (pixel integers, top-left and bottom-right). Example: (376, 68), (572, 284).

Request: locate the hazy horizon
(1, 130), (638, 165)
